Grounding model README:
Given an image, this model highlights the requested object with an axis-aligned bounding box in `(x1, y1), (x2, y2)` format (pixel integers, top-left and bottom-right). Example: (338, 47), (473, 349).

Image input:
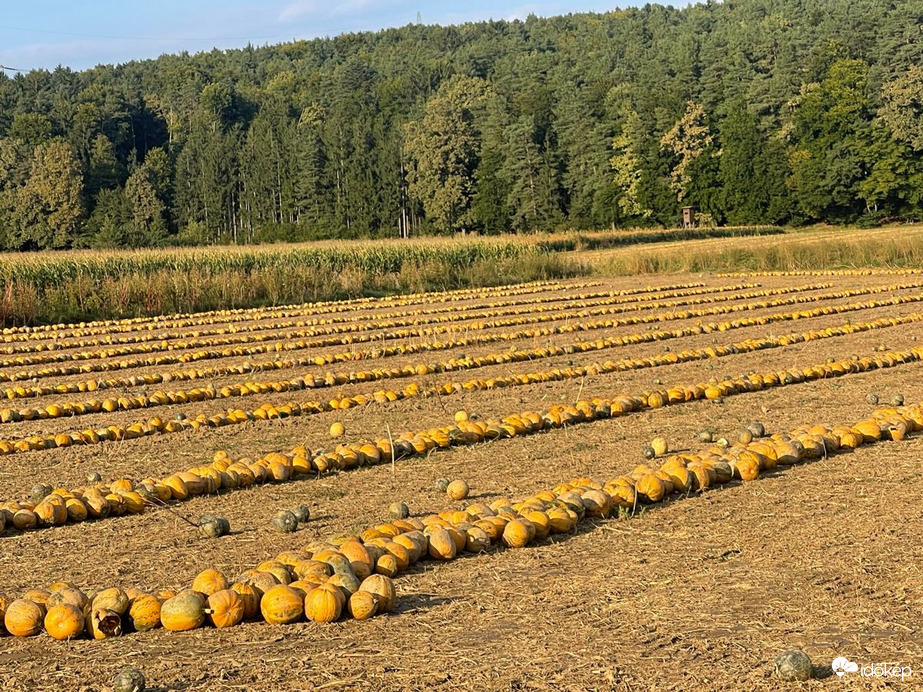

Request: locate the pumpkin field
(1, 265), (922, 691)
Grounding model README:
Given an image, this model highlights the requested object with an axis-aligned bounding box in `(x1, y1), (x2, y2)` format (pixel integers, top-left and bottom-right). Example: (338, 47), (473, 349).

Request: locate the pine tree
(471, 97), (512, 234)
(500, 115), (563, 231)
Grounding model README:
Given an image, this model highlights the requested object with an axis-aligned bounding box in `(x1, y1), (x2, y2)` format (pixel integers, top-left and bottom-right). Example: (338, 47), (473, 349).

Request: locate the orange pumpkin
(176, 472), (206, 496)
(293, 560), (333, 580)
(464, 526), (491, 553)
(391, 533), (423, 563)
(408, 530), (430, 554)
(34, 497), (67, 527)
(501, 519), (532, 548)
(298, 574), (329, 590)
(443, 525), (467, 553)
(160, 590), (206, 631)
(162, 475), (189, 501)
(120, 492), (146, 515)
(4, 598), (45, 637)
(347, 591), (378, 620)
(92, 587), (129, 615)
(65, 498), (88, 522)
(319, 583), (347, 610)
(110, 479), (133, 493)
(11, 509), (38, 531)
(22, 588), (50, 606)
(474, 518), (504, 541)
(256, 562), (292, 585)
(374, 554), (400, 578)
(730, 454), (760, 482)
(192, 568), (229, 596)
(425, 526), (456, 560)
(382, 542), (411, 572)
(635, 473), (667, 502)
(44, 603), (85, 640)
(446, 480), (470, 501)
(275, 551), (310, 567)
(230, 583), (261, 620)
(47, 581), (77, 593)
(327, 534), (361, 548)
(580, 490), (613, 518)
(313, 552), (353, 578)
(207, 589), (244, 629)
(853, 420), (882, 443)
(260, 585), (303, 625)
(239, 570), (279, 594)
(304, 587), (342, 623)
(363, 544), (385, 567)
(287, 580), (313, 599)
(358, 575), (395, 614)
(523, 510), (551, 539)
(338, 541), (373, 580)
(546, 507), (576, 534)
(127, 594), (162, 632)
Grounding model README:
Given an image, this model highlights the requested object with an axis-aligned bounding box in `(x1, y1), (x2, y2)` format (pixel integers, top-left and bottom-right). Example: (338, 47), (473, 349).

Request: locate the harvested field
(0, 272), (921, 691)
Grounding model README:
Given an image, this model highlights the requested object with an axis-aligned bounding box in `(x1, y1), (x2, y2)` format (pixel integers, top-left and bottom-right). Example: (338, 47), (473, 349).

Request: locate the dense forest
(0, 0), (920, 249)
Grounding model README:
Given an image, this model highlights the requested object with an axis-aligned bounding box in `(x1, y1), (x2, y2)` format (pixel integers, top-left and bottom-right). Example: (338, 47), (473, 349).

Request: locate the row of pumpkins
(2, 338), (921, 535)
(4, 277), (594, 339)
(0, 283), (874, 429)
(2, 277), (696, 346)
(0, 278), (907, 382)
(1, 569), (397, 640)
(3, 401), (919, 640)
(0, 280), (725, 388)
(718, 269), (923, 278)
(0, 474), (608, 639)
(0, 280), (846, 399)
(0, 287), (917, 462)
(0, 280), (736, 355)
(0, 284), (757, 376)
(0, 302), (914, 468)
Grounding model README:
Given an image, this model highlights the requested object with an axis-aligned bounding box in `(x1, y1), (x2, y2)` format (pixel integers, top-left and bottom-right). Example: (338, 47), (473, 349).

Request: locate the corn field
(0, 238), (581, 326)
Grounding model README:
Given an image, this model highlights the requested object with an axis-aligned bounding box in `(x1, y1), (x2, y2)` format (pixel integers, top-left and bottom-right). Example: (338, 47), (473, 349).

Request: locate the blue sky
(0, 1), (628, 73)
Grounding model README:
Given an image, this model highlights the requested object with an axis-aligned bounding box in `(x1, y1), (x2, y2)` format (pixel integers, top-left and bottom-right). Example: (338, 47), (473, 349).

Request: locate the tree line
(0, 0), (920, 250)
